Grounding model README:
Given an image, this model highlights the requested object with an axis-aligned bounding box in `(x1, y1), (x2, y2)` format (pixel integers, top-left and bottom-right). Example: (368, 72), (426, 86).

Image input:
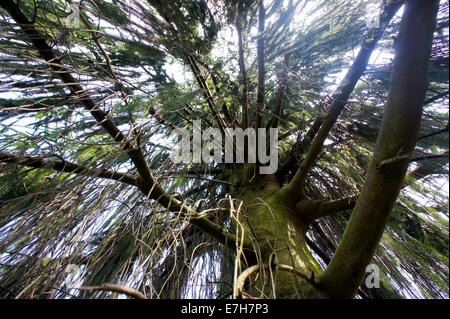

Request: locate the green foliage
(0, 0), (447, 299)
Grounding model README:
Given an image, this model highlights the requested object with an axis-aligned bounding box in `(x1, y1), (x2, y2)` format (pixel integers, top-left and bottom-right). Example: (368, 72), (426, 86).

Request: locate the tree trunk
(318, 0), (439, 298)
(228, 0), (439, 299)
(229, 165), (327, 298)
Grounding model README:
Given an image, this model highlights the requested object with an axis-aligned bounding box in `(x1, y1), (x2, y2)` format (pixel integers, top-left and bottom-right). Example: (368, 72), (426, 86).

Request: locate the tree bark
(229, 166), (327, 298)
(318, 0), (439, 298)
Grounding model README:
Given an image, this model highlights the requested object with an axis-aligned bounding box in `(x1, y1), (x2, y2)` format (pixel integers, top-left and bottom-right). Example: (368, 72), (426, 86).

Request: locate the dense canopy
(0, 0), (448, 299)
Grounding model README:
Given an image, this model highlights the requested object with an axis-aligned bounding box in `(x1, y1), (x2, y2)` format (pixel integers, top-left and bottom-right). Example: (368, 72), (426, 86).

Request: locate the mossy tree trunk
(229, 167), (326, 298)
(229, 0), (439, 299)
(318, 0), (439, 298)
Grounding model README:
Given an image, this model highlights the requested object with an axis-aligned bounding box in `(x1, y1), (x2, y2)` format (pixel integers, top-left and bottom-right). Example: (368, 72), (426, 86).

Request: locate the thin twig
(77, 283), (146, 299)
(234, 263), (319, 299)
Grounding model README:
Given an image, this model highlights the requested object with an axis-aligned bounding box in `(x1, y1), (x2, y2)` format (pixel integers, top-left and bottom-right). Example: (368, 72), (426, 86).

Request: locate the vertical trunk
(319, 0), (439, 298)
(227, 0), (439, 299)
(229, 166), (327, 298)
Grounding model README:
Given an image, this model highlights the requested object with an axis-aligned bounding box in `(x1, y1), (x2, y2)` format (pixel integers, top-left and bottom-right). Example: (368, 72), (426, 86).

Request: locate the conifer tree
(0, 0), (447, 299)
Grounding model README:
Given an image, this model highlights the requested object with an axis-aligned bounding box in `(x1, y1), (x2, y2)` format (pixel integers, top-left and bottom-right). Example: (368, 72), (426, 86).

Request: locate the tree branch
(234, 263), (318, 299)
(282, 3), (444, 185)
(0, 152), (137, 186)
(161, 175), (235, 186)
(237, 22), (249, 129)
(423, 90), (449, 106)
(283, 1), (403, 199)
(0, 0), (245, 249)
(269, 53), (291, 129)
(276, 119), (322, 181)
(0, 153), (242, 250)
(78, 6), (125, 95)
(77, 283), (146, 299)
(296, 196), (358, 224)
(409, 152), (449, 163)
(0, 0), (154, 187)
(406, 151), (449, 181)
(296, 149), (448, 223)
(319, 0), (439, 298)
(255, 0), (266, 130)
(418, 126), (449, 141)
(186, 55), (226, 137)
(305, 236), (331, 265)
